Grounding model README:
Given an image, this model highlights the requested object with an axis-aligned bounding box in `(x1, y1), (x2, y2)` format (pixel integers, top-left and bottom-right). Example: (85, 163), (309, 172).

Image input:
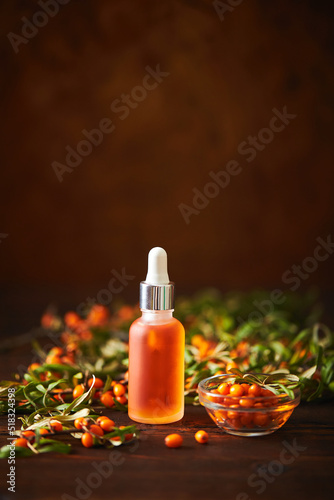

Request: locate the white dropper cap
(140, 247), (174, 310)
(145, 247), (170, 285)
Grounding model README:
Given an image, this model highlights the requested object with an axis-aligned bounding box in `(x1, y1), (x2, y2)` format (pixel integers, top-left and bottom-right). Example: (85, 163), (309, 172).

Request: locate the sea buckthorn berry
(89, 424), (104, 437)
(248, 384), (262, 397)
(195, 430), (209, 444)
(80, 330), (93, 341)
(115, 395), (127, 405)
(113, 383), (126, 397)
(50, 420), (63, 432)
(81, 432), (94, 448)
(229, 418), (242, 429)
(100, 419), (115, 433)
(61, 356), (75, 365)
(74, 418), (88, 430)
(216, 409), (227, 420)
(49, 347), (64, 357)
(191, 334), (205, 348)
(64, 311), (81, 329)
(13, 438), (29, 447)
(217, 383), (230, 395)
(45, 354), (62, 365)
(88, 377), (104, 389)
(164, 433), (183, 448)
(241, 384), (250, 394)
(100, 391), (115, 408)
(230, 384), (244, 397)
(87, 305), (109, 326)
(226, 361), (238, 372)
(28, 363), (41, 371)
(239, 397), (254, 408)
(261, 388), (273, 397)
(96, 416), (110, 425)
(73, 384), (85, 399)
(227, 405), (240, 420)
(253, 412), (270, 427)
(240, 412), (253, 427)
(39, 428), (49, 435)
(22, 430), (35, 440)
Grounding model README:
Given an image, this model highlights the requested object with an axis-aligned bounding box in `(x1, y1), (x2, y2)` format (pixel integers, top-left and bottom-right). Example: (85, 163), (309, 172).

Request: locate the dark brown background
(1, 0), (334, 333)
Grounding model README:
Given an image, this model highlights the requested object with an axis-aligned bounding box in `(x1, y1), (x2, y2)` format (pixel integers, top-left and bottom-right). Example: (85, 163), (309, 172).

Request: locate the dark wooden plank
(0, 399), (333, 500)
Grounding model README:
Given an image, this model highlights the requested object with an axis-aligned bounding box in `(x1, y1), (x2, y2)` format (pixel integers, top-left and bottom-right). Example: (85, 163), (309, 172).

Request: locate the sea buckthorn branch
(0, 291), (333, 458)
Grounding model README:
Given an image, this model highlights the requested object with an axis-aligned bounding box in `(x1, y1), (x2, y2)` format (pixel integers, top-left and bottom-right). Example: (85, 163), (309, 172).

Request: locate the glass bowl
(198, 374), (300, 437)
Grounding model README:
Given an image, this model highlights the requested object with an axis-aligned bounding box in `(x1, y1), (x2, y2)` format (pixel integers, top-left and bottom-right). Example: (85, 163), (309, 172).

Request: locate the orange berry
(74, 418), (88, 430)
(227, 405), (240, 419)
(253, 412), (270, 427)
(45, 354), (62, 365)
(87, 305), (109, 326)
(89, 424), (104, 437)
(117, 305), (135, 321)
(73, 384), (85, 399)
(229, 418), (242, 429)
(217, 383), (230, 395)
(164, 433), (183, 448)
(241, 384), (250, 394)
(88, 377), (104, 389)
(39, 428), (49, 435)
(41, 312), (56, 329)
(80, 330), (93, 341)
(64, 311), (82, 329)
(96, 416), (110, 425)
(191, 334), (205, 348)
(230, 384), (244, 397)
(28, 363), (41, 371)
(239, 397), (254, 408)
(100, 391), (115, 408)
(49, 347), (64, 357)
(99, 419), (115, 432)
(248, 384), (262, 397)
(81, 432), (94, 448)
(21, 430), (35, 440)
(261, 388), (273, 397)
(115, 395), (127, 405)
(50, 420), (63, 432)
(195, 430), (209, 444)
(240, 412), (253, 427)
(113, 383), (126, 397)
(61, 356), (75, 365)
(226, 361), (238, 372)
(13, 438), (29, 448)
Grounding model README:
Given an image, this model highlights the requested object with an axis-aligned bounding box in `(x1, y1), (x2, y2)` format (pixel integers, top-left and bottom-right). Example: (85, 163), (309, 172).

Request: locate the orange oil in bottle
(128, 310), (185, 424)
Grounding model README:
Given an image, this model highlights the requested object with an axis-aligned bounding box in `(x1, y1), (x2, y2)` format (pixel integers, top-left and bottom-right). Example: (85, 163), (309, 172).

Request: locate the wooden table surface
(0, 343), (333, 500)
(0, 396), (333, 499)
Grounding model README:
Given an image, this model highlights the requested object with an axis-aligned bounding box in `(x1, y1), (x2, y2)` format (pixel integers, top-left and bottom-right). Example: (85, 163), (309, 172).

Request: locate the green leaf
(23, 383), (39, 409)
(0, 445), (33, 459)
(103, 375), (112, 394)
(36, 438), (71, 455)
(112, 397), (127, 411)
(189, 369), (211, 389)
(63, 382), (94, 415)
(276, 383), (294, 399)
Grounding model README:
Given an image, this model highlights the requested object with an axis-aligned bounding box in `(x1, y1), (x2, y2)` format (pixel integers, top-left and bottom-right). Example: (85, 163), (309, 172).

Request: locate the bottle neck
(140, 309), (174, 323)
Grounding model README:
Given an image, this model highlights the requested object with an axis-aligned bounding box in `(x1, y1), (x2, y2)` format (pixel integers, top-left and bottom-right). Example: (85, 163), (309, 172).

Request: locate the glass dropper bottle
(128, 247), (185, 424)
